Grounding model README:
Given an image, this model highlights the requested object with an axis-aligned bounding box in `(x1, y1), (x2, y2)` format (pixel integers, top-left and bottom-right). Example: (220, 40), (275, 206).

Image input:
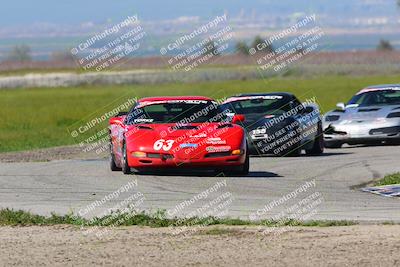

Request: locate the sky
(0, 0), (397, 26)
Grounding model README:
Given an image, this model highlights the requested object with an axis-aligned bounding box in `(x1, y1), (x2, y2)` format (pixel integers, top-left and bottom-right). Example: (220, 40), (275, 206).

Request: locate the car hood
(324, 105), (400, 126)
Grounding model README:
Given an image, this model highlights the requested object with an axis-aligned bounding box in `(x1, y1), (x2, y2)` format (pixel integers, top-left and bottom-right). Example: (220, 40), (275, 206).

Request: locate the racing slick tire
(121, 141), (132, 175)
(306, 123), (324, 155)
(218, 149), (250, 176)
(286, 146), (302, 157)
(110, 143), (122, 171)
(324, 141), (343, 149)
(236, 150), (250, 176)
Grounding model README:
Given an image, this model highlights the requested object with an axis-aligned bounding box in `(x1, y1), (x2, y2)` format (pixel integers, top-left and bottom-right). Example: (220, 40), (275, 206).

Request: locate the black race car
(220, 93), (324, 156)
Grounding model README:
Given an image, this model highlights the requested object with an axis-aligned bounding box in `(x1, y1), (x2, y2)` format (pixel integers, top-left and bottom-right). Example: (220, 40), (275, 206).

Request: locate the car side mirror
(304, 106), (314, 114)
(109, 117), (124, 126)
(336, 102), (346, 111)
(232, 114), (245, 124)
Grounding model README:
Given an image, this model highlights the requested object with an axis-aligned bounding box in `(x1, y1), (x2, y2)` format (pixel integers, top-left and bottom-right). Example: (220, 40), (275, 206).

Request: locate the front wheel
(236, 150), (250, 175)
(121, 142), (132, 174)
(306, 123), (324, 155)
(285, 146), (302, 157)
(110, 142), (121, 171)
(220, 150), (250, 176)
(324, 140), (343, 149)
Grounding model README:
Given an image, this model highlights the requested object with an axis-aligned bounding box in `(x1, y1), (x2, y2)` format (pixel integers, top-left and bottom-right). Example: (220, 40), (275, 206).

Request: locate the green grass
(374, 173), (400, 186)
(1, 74), (399, 152)
(0, 208), (356, 228)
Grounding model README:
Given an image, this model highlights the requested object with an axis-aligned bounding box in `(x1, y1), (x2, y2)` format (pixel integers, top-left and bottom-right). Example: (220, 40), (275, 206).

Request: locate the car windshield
(348, 90), (400, 107)
(125, 100), (228, 124)
(220, 95), (293, 116)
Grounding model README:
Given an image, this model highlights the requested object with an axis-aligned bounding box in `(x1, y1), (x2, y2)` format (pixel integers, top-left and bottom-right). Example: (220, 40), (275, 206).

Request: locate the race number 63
(153, 139), (174, 151)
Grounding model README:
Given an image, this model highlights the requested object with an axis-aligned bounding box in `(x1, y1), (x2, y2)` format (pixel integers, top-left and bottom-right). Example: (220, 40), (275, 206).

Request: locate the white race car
(323, 84), (400, 148)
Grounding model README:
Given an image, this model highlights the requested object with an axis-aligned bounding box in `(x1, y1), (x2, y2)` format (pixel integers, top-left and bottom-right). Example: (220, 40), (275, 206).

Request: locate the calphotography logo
(72, 180), (146, 238)
(249, 14), (326, 75)
(164, 180), (235, 236)
(161, 14), (234, 72)
(2, 0), (400, 266)
(71, 15), (146, 72)
(249, 179), (324, 237)
(68, 96), (137, 155)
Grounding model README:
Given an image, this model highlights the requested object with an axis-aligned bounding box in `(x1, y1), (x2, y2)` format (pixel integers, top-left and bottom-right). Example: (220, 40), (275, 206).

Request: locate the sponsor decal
(206, 145), (231, 152)
(180, 143), (198, 148)
(206, 137), (227, 145)
(223, 95), (283, 104)
(190, 133), (207, 138)
(138, 100), (208, 107)
(134, 118), (154, 123)
(252, 128), (267, 135)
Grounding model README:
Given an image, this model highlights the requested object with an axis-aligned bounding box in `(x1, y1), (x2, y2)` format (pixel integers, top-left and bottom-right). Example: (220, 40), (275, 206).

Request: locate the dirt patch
(0, 145), (106, 163)
(1, 225), (399, 266)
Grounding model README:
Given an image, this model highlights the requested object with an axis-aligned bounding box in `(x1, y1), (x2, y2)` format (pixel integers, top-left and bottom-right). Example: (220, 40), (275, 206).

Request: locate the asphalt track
(0, 145), (399, 222)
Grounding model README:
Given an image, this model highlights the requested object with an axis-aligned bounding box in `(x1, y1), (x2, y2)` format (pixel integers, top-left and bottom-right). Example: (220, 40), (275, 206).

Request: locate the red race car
(109, 96), (249, 175)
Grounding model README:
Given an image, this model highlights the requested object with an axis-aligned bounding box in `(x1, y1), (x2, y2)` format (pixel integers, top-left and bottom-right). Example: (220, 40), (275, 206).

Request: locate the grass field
(1, 74), (399, 153)
(375, 173), (400, 186)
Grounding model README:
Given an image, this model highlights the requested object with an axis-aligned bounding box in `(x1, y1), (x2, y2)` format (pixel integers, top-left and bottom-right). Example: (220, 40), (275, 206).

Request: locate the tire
(236, 150), (250, 176)
(324, 141), (343, 149)
(219, 150), (250, 176)
(110, 142), (121, 171)
(306, 123), (324, 155)
(121, 141), (132, 175)
(286, 146), (302, 157)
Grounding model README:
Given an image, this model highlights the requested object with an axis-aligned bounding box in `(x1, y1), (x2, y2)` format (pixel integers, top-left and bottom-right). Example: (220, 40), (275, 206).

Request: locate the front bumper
(127, 152), (246, 169)
(324, 120), (400, 144)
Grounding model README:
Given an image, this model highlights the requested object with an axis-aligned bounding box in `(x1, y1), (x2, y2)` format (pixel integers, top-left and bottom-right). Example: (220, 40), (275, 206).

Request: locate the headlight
(231, 149), (242, 155)
(387, 112), (400, 118)
(132, 151), (146, 158)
